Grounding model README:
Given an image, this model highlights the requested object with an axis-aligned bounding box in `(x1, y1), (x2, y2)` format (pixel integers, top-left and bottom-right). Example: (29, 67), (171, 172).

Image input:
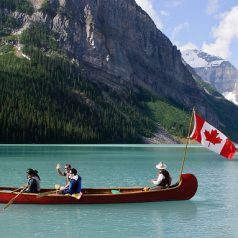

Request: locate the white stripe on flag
(200, 121), (227, 154)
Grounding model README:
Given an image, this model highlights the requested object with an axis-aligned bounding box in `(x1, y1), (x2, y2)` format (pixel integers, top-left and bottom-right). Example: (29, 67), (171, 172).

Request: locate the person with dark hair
(151, 162), (172, 189)
(56, 163), (71, 186)
(59, 168), (82, 195)
(25, 168), (41, 193)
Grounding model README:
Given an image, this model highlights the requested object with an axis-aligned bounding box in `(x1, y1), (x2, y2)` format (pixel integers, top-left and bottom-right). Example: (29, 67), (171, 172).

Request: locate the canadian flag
(190, 112), (236, 160)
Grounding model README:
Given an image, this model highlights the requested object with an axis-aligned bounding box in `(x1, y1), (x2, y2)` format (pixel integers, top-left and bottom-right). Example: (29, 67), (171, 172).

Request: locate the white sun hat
(156, 161), (167, 170)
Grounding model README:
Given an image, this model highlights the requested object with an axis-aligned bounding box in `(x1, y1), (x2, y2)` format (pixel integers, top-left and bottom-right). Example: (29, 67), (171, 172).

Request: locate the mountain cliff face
(3, 0), (204, 107)
(1, 0), (238, 143)
(182, 49), (238, 105)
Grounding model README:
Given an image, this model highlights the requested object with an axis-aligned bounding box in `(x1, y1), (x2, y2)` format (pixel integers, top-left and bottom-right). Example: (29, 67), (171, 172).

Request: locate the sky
(135, 0), (238, 68)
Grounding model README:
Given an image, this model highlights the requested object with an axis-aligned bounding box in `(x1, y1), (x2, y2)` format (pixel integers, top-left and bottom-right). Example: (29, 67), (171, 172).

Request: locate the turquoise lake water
(0, 144), (238, 238)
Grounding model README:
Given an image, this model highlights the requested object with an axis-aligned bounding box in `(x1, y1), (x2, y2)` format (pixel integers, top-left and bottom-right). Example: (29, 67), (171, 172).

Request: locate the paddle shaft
(3, 185), (28, 210)
(11, 185), (27, 193)
(37, 184), (61, 198)
(37, 190), (58, 198)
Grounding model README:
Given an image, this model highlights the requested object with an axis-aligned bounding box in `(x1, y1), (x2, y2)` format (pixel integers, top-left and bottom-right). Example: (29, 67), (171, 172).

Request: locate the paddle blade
(71, 192), (83, 200)
(55, 184), (60, 190)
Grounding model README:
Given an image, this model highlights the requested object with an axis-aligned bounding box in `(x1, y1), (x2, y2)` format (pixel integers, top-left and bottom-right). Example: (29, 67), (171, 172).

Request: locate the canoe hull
(0, 174), (198, 204)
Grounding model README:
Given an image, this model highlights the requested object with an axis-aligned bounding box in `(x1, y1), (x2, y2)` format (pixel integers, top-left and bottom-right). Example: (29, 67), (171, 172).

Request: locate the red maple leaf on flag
(204, 129), (223, 147)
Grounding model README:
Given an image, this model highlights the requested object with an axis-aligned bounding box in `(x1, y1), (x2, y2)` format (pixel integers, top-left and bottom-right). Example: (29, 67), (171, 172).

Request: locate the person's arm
(152, 174), (165, 185)
(64, 181), (70, 189)
(56, 163), (65, 176)
(62, 180), (75, 194)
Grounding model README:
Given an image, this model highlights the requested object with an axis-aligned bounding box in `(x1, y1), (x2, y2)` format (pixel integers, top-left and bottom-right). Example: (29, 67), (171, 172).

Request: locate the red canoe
(0, 174), (198, 204)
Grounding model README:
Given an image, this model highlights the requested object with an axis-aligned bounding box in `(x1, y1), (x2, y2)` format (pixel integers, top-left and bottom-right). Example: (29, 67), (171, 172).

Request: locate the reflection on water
(0, 201), (197, 238)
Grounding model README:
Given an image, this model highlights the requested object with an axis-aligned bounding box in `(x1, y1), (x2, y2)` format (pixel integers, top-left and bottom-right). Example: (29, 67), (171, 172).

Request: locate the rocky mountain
(182, 49), (238, 105)
(1, 0), (238, 143)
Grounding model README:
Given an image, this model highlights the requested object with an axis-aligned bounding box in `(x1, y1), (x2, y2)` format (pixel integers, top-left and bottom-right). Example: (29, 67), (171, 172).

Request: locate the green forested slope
(1, 18), (237, 143)
(0, 43), (156, 143)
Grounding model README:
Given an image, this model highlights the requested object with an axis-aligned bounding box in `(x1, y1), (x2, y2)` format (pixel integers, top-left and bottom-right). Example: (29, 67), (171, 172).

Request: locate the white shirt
(152, 173), (165, 185)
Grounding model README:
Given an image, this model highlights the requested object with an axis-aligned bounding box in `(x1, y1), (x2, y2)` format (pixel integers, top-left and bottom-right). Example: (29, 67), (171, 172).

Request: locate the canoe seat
(111, 190), (120, 194)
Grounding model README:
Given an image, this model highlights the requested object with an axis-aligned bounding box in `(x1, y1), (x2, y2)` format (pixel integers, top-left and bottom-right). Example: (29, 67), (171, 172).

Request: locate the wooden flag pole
(179, 108), (195, 180)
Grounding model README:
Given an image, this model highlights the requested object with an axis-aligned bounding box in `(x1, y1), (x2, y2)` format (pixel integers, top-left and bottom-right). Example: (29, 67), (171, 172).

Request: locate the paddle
(37, 184), (60, 198)
(71, 192), (83, 200)
(3, 185), (28, 210)
(143, 187), (150, 191)
(11, 184), (27, 193)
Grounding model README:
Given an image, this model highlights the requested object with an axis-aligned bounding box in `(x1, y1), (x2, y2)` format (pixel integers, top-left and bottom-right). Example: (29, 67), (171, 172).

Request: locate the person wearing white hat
(151, 161), (172, 189)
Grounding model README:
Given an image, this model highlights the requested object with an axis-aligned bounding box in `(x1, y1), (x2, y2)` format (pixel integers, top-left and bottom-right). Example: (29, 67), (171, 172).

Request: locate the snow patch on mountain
(182, 49), (225, 68)
(181, 49), (238, 106)
(222, 92), (238, 105)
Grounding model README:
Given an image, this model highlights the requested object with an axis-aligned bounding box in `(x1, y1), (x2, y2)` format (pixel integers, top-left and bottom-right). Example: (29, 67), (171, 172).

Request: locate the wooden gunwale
(0, 174), (198, 204)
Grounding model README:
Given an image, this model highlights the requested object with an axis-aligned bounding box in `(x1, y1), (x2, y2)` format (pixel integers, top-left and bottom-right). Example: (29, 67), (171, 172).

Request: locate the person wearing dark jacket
(25, 168), (41, 193)
(151, 162), (172, 189)
(60, 168), (82, 195)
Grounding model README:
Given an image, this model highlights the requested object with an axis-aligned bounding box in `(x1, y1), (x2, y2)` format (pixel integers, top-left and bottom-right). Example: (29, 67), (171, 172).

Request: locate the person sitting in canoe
(56, 163), (71, 187)
(151, 162), (172, 189)
(59, 168), (82, 195)
(25, 168), (41, 193)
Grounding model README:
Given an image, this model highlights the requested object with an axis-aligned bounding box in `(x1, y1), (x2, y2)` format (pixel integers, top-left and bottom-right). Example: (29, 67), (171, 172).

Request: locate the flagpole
(179, 108), (195, 180)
